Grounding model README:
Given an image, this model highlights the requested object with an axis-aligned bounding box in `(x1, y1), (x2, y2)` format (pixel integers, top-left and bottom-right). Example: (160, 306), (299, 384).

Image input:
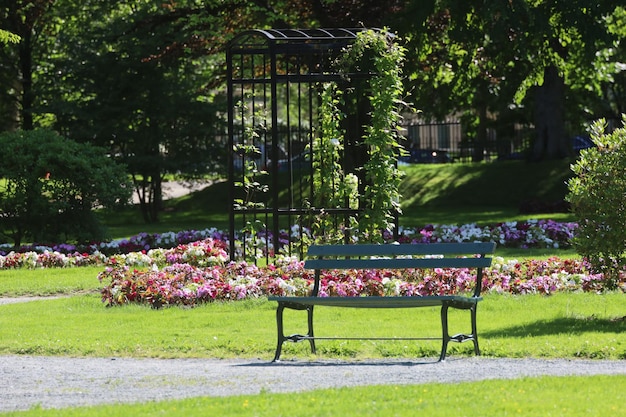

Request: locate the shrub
(567, 116), (626, 288)
(0, 129), (132, 247)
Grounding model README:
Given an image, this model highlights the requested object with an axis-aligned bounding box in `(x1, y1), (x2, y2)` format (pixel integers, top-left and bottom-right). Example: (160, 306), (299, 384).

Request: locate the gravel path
(2, 355), (626, 412)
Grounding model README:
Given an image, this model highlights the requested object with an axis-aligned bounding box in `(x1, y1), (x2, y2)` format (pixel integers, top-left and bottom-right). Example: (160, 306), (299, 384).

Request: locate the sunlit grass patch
(1, 293), (625, 360)
(4, 375), (625, 417)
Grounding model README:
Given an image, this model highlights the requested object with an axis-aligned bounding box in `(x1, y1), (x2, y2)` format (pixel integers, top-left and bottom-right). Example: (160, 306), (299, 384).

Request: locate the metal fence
(401, 119), (533, 162)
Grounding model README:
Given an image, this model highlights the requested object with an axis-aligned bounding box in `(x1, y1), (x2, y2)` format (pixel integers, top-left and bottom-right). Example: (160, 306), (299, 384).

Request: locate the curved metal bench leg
(272, 303), (286, 362)
(307, 305), (316, 354)
(439, 303), (450, 361)
(471, 304), (480, 355)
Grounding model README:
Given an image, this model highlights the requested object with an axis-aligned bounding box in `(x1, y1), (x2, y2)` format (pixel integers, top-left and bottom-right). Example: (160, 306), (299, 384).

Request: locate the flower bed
(0, 228), (229, 257)
(0, 219), (577, 259)
(4, 220), (622, 307)
(1, 221), (577, 270)
(98, 247), (622, 308)
(0, 250), (108, 269)
(397, 219), (577, 249)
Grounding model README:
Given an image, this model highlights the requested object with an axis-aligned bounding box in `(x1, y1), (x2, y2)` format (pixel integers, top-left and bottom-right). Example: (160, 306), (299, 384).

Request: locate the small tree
(566, 116), (626, 288)
(0, 129), (132, 247)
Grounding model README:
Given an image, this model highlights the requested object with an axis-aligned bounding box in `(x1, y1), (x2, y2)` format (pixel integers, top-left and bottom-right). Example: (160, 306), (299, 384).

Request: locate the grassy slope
(399, 159), (574, 225)
(400, 160), (572, 207)
(98, 159), (576, 238)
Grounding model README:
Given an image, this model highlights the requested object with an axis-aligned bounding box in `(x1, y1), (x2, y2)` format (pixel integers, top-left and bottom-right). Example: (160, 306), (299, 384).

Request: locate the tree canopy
(1, 0), (624, 222)
(399, 0), (623, 160)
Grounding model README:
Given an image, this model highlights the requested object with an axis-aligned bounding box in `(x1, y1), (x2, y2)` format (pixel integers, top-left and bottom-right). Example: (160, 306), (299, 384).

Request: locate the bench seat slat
(268, 295), (480, 308)
(306, 242), (496, 257)
(304, 257), (492, 271)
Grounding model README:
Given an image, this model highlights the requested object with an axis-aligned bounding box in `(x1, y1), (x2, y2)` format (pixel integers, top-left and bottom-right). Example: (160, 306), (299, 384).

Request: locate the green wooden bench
(268, 242), (496, 362)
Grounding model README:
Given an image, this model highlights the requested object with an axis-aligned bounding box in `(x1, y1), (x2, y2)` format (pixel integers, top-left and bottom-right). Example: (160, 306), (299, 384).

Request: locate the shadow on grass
(482, 315), (626, 339)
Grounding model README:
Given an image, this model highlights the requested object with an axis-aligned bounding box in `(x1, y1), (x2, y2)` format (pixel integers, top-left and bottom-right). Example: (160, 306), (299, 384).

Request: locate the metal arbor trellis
(227, 28), (381, 262)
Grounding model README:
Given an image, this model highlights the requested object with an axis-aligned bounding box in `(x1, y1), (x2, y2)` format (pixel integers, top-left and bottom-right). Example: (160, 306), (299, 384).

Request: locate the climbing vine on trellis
(312, 29), (408, 243)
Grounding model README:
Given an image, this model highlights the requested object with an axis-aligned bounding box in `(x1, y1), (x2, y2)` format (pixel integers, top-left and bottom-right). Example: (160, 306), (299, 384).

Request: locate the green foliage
(0, 29), (20, 44)
(232, 100), (269, 212)
(231, 101), (271, 260)
(314, 83), (346, 209)
(309, 83), (358, 244)
(233, 144), (268, 210)
(402, 1), (622, 160)
(567, 116), (626, 287)
(347, 30), (406, 241)
(0, 129), (132, 247)
(35, 1), (227, 224)
(312, 29), (407, 243)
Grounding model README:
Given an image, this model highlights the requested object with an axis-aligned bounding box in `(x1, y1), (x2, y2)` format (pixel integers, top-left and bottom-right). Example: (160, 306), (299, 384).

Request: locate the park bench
(268, 242), (496, 362)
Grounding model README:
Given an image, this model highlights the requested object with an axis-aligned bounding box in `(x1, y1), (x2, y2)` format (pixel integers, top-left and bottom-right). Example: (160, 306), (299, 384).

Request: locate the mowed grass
(3, 375), (626, 417)
(1, 284), (626, 416)
(0, 267), (103, 297)
(1, 292), (625, 360)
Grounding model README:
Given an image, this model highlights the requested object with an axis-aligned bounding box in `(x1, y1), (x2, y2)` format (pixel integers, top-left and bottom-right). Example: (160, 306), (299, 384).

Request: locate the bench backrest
(305, 242), (496, 297)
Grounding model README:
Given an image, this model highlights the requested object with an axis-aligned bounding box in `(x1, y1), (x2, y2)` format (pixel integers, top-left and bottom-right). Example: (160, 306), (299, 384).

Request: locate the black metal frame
(271, 298), (481, 363)
(226, 29), (375, 262)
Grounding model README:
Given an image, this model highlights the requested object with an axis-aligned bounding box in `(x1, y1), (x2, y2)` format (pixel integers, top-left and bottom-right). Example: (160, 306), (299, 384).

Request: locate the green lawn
(3, 159), (620, 416)
(1, 290), (625, 360)
(0, 267), (102, 297)
(4, 375), (626, 417)
(2, 253), (624, 416)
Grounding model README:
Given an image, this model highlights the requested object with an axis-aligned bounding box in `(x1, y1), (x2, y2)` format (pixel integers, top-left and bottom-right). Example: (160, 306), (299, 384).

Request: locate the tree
(399, 0), (622, 160)
(0, 129), (132, 247)
(38, 1), (231, 222)
(523, 1), (619, 160)
(596, 7), (626, 122)
(567, 117), (626, 288)
(0, 26), (21, 128)
(307, 0), (406, 27)
(0, 0), (59, 131)
(2, 0), (328, 224)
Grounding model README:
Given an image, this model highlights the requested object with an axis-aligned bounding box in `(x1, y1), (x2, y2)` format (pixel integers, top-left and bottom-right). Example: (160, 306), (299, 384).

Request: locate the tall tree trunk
(532, 65), (570, 160)
(474, 103), (488, 162)
(473, 81), (488, 162)
(19, 31), (33, 130)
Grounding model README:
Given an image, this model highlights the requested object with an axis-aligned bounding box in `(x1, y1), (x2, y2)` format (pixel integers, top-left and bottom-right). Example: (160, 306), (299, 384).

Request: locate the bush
(0, 129), (132, 247)
(567, 116), (626, 288)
